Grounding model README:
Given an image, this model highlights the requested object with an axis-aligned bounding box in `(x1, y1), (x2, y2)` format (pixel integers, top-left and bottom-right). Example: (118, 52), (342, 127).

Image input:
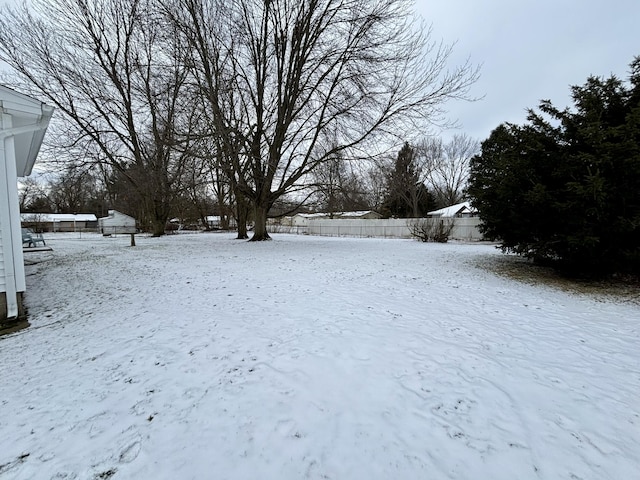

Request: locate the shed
(98, 210), (136, 235)
(0, 85), (53, 323)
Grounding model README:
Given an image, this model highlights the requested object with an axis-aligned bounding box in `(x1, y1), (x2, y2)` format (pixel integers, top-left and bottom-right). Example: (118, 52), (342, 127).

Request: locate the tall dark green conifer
(382, 142), (434, 217)
(467, 56), (640, 275)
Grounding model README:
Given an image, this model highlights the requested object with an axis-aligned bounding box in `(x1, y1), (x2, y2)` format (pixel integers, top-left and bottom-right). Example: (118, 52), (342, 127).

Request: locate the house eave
(0, 85), (54, 177)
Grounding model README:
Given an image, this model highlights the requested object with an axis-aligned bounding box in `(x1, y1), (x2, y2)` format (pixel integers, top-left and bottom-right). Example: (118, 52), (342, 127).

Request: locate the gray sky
(415, 0), (640, 142)
(2, 0), (636, 146)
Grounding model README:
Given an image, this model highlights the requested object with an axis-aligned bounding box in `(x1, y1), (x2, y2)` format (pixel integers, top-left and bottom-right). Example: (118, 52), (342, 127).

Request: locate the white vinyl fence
(449, 218), (484, 241)
(269, 217), (483, 241)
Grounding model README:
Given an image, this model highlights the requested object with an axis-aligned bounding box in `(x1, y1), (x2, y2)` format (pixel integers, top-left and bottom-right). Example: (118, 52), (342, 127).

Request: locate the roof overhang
(0, 85), (54, 177)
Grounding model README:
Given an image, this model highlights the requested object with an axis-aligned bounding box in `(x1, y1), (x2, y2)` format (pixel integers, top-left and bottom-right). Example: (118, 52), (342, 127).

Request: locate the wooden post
(130, 233), (136, 247)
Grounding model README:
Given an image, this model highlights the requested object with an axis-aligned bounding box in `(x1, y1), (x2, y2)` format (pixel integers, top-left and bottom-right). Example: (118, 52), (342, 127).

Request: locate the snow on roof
(335, 210), (379, 218)
(427, 201), (477, 217)
(98, 210), (134, 220)
(294, 211), (379, 219)
(21, 213), (98, 222)
(293, 212), (329, 219)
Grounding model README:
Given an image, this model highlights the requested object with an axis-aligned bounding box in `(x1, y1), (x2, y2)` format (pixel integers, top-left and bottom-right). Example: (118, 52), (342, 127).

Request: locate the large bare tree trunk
(151, 219), (166, 237)
(236, 213), (248, 239)
(250, 203), (271, 241)
(235, 188), (249, 239)
(412, 195), (420, 218)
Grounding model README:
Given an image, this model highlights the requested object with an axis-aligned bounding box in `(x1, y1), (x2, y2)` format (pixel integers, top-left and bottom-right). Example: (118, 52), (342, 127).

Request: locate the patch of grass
(0, 320), (30, 338)
(95, 468), (117, 479)
(476, 254), (640, 305)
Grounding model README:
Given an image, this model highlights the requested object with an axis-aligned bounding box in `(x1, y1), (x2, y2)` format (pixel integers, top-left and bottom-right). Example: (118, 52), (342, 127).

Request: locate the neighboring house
(427, 201), (478, 218)
(290, 212), (329, 227)
(0, 85), (53, 324)
(289, 210), (382, 227)
(21, 213), (98, 232)
(334, 210), (382, 220)
(98, 210), (136, 235)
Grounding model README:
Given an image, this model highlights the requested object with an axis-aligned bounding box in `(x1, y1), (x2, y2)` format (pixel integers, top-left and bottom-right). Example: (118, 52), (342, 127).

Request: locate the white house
(290, 212), (329, 227)
(98, 210), (136, 235)
(427, 201), (478, 218)
(0, 85), (53, 324)
(289, 210), (382, 227)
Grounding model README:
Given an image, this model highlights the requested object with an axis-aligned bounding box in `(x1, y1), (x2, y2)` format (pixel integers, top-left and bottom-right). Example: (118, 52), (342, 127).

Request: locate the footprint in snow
(119, 440), (141, 464)
(50, 473), (78, 479)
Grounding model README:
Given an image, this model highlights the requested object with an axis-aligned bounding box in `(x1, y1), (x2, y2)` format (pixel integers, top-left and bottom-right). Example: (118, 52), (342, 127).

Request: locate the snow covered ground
(1, 232), (638, 480)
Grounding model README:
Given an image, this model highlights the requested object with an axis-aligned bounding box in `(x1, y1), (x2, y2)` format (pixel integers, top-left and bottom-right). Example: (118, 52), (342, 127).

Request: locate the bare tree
(418, 133), (479, 206)
(208, 137), (249, 237)
(310, 148), (369, 216)
(167, 0), (255, 238)
(174, 154), (213, 228)
(364, 159), (390, 212)
(18, 177), (49, 212)
(0, 0), (194, 236)
(171, 0), (478, 240)
(48, 165), (98, 213)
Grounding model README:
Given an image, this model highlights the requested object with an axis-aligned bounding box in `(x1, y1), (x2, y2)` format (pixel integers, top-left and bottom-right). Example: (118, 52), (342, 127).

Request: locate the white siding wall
(98, 212), (136, 234)
(0, 113), (7, 294)
(0, 112), (27, 318)
(0, 220), (6, 292)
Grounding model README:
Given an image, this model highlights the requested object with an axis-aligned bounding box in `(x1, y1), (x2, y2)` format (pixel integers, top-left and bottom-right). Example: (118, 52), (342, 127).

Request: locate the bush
(409, 218), (454, 243)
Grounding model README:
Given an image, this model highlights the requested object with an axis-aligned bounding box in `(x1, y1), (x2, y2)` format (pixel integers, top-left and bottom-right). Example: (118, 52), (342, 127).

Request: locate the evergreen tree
(382, 142), (434, 217)
(467, 57), (640, 276)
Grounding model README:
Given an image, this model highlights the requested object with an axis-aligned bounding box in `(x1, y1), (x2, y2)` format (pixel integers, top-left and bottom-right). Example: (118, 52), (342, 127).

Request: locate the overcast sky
(414, 0), (640, 142)
(2, 0), (637, 146)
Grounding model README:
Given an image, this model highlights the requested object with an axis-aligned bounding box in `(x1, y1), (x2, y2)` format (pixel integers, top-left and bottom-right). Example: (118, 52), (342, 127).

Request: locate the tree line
(19, 133), (479, 226)
(0, 0), (478, 239)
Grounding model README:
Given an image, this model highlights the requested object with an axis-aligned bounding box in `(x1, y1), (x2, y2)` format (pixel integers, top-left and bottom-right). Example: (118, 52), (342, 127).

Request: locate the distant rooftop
(294, 210), (380, 218)
(427, 202), (477, 218)
(21, 213), (98, 222)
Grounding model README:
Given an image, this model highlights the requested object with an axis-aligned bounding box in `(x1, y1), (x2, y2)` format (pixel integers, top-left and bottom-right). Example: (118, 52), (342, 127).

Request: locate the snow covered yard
(1, 233), (638, 480)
